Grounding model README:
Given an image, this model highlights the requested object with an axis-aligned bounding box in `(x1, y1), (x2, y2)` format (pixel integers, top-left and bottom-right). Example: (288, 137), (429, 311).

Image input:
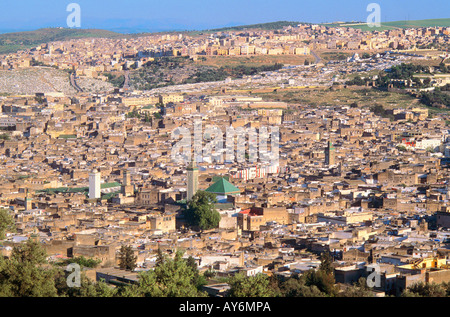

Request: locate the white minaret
(89, 169), (101, 199)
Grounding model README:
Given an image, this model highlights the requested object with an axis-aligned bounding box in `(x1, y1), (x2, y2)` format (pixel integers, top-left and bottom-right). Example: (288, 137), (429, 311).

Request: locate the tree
(155, 245), (165, 267)
(10, 238), (47, 266)
(63, 256), (102, 268)
(280, 274), (326, 297)
(0, 208), (15, 240)
(55, 270), (116, 297)
(126, 250), (207, 297)
(184, 191), (220, 231)
(285, 253), (339, 297)
(227, 272), (277, 297)
(420, 90), (450, 108)
(319, 252), (334, 275)
(302, 269), (338, 297)
(401, 282), (446, 297)
(204, 268), (216, 279)
(440, 281), (450, 296)
(0, 239), (58, 297)
(118, 245), (137, 271)
(186, 256), (207, 290)
(339, 277), (374, 297)
(0, 239), (119, 297)
(346, 75), (366, 86)
(397, 145), (407, 152)
(153, 250), (205, 297)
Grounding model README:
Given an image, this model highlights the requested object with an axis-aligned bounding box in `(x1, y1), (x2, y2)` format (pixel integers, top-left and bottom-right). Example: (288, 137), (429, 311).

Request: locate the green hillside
(383, 18), (450, 28)
(0, 28), (124, 54)
(323, 18), (450, 31)
(204, 18), (450, 33)
(205, 21), (307, 32)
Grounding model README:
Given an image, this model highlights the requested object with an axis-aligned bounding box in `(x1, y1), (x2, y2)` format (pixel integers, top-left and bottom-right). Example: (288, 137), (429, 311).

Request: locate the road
(70, 72), (83, 92)
(122, 71), (130, 90)
(311, 50), (322, 64)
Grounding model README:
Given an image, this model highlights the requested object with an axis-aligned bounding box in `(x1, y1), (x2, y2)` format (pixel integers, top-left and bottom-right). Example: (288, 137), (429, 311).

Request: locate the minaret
(122, 169), (133, 197)
(187, 160), (199, 201)
(25, 190), (32, 210)
(89, 169), (101, 200)
(123, 169), (131, 186)
(325, 140), (335, 166)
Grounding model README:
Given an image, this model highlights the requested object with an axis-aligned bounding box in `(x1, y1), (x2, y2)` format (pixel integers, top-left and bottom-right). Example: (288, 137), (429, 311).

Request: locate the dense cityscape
(0, 3), (450, 304)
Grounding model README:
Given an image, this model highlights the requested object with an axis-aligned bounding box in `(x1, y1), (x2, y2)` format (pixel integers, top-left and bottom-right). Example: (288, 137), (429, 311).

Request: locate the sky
(0, 0), (448, 33)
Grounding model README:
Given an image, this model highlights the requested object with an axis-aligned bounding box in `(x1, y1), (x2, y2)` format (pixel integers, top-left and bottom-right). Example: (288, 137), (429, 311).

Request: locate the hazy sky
(0, 0), (448, 32)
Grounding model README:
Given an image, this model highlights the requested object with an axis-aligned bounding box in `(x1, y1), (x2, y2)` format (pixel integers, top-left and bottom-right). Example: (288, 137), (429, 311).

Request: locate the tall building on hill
(89, 169), (101, 199)
(187, 161), (199, 201)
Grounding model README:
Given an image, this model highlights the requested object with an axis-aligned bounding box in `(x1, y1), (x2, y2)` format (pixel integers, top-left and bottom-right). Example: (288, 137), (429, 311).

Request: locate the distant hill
(323, 18), (450, 31)
(0, 18), (449, 55)
(204, 21), (307, 32)
(382, 18), (450, 28)
(0, 28), (124, 54)
(196, 18), (450, 34)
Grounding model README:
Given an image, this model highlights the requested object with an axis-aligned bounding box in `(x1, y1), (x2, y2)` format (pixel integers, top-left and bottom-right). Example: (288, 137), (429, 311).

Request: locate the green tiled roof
(101, 182), (121, 189)
(205, 178), (240, 195)
(36, 182), (121, 194)
(58, 134), (77, 139)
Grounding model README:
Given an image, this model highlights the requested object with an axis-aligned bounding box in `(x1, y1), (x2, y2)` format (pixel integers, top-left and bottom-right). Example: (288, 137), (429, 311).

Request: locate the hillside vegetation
(0, 28), (123, 54)
(204, 21), (307, 32)
(323, 18), (450, 31)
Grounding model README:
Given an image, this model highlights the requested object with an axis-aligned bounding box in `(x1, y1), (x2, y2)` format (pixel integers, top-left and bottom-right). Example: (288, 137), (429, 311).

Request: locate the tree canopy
(0, 208), (15, 240)
(184, 191), (221, 231)
(118, 250), (207, 297)
(0, 239), (58, 297)
(118, 245), (137, 271)
(227, 272), (278, 297)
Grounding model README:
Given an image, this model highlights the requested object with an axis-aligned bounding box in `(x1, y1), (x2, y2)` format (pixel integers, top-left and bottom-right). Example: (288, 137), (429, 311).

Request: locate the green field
(194, 54), (312, 68)
(204, 18), (450, 33)
(254, 86), (423, 110)
(323, 18), (450, 31)
(383, 18), (450, 28)
(322, 23), (395, 32)
(203, 21), (309, 33)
